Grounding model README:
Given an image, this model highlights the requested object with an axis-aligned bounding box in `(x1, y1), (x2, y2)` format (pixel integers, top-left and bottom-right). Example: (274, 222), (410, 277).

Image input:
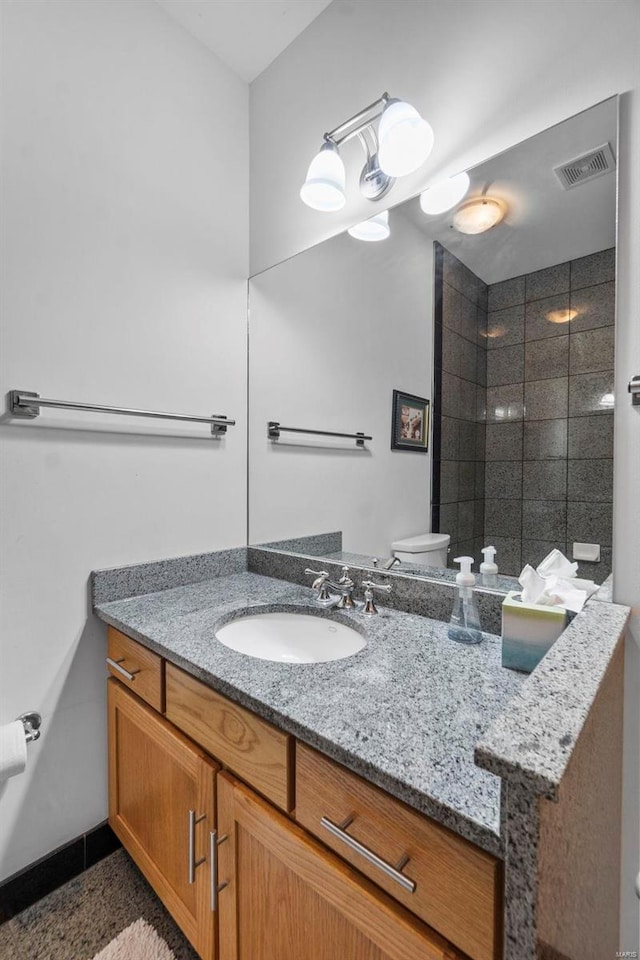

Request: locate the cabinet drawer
(165, 663), (293, 812)
(295, 743), (501, 960)
(107, 627), (164, 712)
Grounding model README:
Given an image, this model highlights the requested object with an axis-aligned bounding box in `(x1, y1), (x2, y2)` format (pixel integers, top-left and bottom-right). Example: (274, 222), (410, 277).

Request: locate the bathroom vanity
(93, 551), (629, 960)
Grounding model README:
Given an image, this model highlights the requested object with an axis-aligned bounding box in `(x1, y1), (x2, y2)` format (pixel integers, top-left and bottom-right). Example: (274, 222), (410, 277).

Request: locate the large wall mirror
(248, 97), (617, 585)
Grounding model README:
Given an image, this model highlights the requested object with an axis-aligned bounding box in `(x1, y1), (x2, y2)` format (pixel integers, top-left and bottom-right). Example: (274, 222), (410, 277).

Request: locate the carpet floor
(0, 850), (199, 960)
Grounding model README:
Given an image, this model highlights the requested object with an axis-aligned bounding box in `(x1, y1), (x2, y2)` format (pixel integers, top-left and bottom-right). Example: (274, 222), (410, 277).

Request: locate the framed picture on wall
(391, 390), (430, 452)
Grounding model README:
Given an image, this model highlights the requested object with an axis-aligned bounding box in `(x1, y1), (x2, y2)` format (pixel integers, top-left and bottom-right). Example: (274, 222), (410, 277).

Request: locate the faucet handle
(361, 580), (392, 615)
(339, 565), (353, 584)
(304, 569), (332, 602)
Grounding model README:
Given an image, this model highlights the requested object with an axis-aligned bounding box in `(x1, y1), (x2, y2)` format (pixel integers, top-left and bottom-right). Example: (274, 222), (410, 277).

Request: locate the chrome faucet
(361, 580), (392, 615)
(305, 566), (356, 608)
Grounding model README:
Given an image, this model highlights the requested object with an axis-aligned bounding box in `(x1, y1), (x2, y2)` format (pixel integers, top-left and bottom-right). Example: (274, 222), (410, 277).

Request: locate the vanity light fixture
(300, 93), (434, 211)
(420, 172), (470, 215)
(452, 197), (506, 235)
(347, 210), (390, 242)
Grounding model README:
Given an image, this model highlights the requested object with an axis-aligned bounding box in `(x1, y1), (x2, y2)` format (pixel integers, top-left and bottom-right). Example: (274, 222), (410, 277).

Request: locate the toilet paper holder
(17, 711), (42, 743)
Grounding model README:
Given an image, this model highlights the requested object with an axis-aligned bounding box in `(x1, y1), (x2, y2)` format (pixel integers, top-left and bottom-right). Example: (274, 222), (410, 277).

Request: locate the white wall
(0, 0), (248, 881)
(249, 214), (433, 556)
(249, 0), (640, 948)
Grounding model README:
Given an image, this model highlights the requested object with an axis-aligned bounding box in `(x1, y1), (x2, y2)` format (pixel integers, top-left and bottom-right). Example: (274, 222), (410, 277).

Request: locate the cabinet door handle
(320, 815), (416, 893)
(210, 830), (229, 911)
(188, 810), (206, 884)
(106, 657), (140, 682)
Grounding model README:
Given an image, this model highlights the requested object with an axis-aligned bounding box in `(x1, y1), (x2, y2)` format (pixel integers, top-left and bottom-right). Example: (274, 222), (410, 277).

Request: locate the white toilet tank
(391, 532), (450, 568)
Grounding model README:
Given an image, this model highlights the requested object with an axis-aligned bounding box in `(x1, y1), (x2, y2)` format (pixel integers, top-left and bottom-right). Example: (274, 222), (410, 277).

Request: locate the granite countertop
(94, 571), (526, 857)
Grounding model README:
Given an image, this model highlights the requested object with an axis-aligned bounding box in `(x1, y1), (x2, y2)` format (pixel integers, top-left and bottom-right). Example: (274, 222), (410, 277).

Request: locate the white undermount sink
(216, 610), (366, 664)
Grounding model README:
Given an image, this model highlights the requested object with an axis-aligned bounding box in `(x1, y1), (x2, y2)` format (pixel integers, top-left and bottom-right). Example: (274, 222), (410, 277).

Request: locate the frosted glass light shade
(300, 142), (346, 211)
(347, 210), (390, 241)
(378, 100), (434, 177)
(452, 197), (506, 234)
(420, 172), (470, 215)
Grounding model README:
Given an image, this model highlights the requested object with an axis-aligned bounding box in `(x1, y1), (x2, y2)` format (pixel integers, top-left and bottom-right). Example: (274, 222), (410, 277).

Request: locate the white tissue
(518, 549), (595, 613)
(0, 721), (27, 782)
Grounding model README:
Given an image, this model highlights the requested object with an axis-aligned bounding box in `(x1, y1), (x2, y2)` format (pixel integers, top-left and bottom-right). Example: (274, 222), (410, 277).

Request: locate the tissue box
(501, 591), (568, 673)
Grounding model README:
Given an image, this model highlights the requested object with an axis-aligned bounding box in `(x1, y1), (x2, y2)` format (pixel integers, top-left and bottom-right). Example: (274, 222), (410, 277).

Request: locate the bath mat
(91, 918), (176, 960)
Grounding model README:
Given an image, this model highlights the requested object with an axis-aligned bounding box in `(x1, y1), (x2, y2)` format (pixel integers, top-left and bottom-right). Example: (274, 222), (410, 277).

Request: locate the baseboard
(0, 821), (121, 923)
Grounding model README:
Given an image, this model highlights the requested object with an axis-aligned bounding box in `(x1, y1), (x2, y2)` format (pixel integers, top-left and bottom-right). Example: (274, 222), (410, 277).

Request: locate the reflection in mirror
(249, 98), (616, 586)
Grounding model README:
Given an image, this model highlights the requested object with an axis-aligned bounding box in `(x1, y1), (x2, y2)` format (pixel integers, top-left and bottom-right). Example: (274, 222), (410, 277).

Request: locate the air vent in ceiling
(553, 142), (616, 190)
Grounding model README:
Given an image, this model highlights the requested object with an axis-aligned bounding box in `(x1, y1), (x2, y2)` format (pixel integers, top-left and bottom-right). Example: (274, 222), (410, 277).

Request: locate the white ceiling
(400, 98), (617, 285)
(155, 0), (334, 82)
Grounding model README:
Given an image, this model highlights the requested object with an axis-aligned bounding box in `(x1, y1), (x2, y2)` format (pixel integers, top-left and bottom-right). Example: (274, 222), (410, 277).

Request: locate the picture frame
(391, 390), (430, 452)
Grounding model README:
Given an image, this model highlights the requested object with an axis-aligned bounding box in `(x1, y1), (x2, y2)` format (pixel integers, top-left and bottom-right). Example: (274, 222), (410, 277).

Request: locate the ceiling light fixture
(300, 93), (433, 212)
(347, 210), (390, 242)
(420, 171), (470, 215)
(452, 197), (506, 235)
(546, 308), (578, 324)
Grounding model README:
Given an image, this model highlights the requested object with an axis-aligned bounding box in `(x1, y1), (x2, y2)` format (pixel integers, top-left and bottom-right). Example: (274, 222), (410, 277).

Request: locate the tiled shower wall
(484, 248), (615, 581)
(431, 244), (488, 568)
(433, 245), (615, 582)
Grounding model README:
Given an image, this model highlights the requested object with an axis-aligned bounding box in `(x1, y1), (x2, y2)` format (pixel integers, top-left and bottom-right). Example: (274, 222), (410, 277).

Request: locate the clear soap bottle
(480, 545), (498, 588)
(448, 556), (483, 644)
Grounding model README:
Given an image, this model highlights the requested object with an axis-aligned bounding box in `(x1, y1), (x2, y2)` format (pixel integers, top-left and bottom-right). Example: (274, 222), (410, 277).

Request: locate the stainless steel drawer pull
(106, 657), (141, 682)
(320, 815), (416, 893)
(210, 830), (229, 911)
(188, 810), (206, 884)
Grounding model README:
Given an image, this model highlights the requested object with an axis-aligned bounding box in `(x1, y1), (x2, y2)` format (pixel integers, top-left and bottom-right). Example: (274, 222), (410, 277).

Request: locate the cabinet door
(108, 679), (218, 960)
(216, 771), (463, 960)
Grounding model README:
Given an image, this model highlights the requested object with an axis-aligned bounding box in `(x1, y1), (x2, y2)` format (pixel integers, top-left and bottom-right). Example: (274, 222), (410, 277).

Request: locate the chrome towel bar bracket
(268, 421), (371, 446)
(17, 711), (42, 743)
(629, 376), (640, 406)
(8, 390), (235, 436)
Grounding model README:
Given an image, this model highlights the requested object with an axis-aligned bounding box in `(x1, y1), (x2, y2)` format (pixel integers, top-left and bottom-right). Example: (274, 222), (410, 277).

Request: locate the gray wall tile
(440, 416), (459, 460)
(486, 304), (525, 348)
(570, 248), (615, 290)
(525, 294), (571, 341)
(439, 460), (459, 503)
(485, 461), (523, 499)
(567, 501), (613, 546)
(522, 460), (568, 500)
(521, 539), (568, 568)
(486, 383), (524, 422)
(474, 500), (485, 536)
(458, 420), (476, 459)
(485, 498), (522, 538)
(525, 262), (570, 302)
(567, 460), (614, 502)
(439, 503), (459, 543)
(459, 377), (479, 421)
(458, 499), (476, 540)
(567, 414), (613, 459)
(568, 371), (615, 417)
(522, 500), (567, 540)
(443, 282), (477, 342)
(475, 422), (486, 461)
(441, 371), (461, 419)
(486, 422), (523, 461)
(458, 460), (476, 501)
(569, 281), (615, 332)
(524, 336), (569, 381)
(487, 343), (525, 386)
(523, 419), (568, 459)
(485, 536), (522, 576)
(443, 326), (464, 377)
(443, 248), (479, 304)
(524, 377), (568, 420)
(488, 275), (525, 311)
(569, 326), (615, 375)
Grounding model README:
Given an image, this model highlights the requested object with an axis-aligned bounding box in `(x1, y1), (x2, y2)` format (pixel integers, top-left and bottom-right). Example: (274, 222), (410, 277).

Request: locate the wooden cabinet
(296, 742), (501, 960)
(108, 679), (218, 960)
(165, 662), (293, 812)
(216, 771), (462, 960)
(107, 626), (164, 711)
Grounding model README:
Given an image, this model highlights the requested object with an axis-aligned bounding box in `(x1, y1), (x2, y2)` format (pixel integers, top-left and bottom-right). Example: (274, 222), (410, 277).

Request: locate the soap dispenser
(480, 545), (498, 588)
(448, 557), (483, 644)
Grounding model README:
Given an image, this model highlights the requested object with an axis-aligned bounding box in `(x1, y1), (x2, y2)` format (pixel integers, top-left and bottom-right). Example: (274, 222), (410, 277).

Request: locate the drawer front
(107, 627), (164, 712)
(165, 663), (293, 813)
(295, 743), (501, 960)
